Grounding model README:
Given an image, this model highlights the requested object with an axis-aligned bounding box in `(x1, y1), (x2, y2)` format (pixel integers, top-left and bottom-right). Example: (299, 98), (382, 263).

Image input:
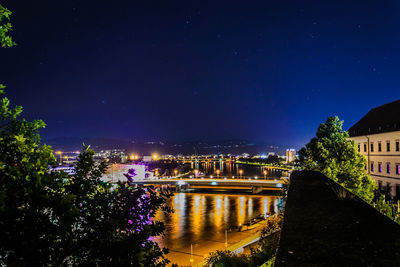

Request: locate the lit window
(378, 163), (382, 173)
(397, 164), (400, 175)
(371, 162), (374, 172)
(387, 163), (391, 174)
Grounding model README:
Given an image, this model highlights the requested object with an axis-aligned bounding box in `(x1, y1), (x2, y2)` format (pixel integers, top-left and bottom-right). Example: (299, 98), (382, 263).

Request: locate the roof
(348, 99), (400, 137)
(275, 171), (400, 266)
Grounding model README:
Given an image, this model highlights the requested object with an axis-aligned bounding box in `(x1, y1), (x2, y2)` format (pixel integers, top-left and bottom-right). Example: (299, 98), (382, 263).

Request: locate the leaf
(15, 134), (26, 143)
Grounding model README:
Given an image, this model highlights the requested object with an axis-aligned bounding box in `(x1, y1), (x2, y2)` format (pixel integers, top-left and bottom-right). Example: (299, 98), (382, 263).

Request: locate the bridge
(131, 177), (286, 193)
(174, 157), (294, 172)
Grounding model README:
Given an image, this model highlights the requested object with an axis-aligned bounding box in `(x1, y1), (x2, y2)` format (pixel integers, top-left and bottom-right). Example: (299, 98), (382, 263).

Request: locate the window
(387, 182), (391, 192)
(396, 164), (400, 175)
(371, 162), (374, 172)
(378, 163), (382, 173)
(358, 143), (360, 152)
(387, 163), (391, 174)
(378, 142), (382, 152)
(387, 141), (391, 152)
(396, 141), (399, 152)
(364, 143), (367, 152)
(396, 184), (400, 199)
(378, 181), (382, 190)
(371, 143), (374, 152)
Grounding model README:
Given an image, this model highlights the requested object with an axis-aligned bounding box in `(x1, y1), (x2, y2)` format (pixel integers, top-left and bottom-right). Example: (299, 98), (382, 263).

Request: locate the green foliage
(0, 91), (173, 265)
(374, 195), (400, 224)
(205, 250), (251, 267)
(298, 116), (376, 203)
(0, 82), (72, 265)
(66, 147), (172, 266)
(205, 215), (282, 267)
(0, 4), (16, 48)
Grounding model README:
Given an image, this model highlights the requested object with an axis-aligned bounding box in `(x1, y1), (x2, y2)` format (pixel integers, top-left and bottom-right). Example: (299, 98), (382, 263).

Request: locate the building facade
(348, 100), (400, 197)
(286, 149), (296, 163)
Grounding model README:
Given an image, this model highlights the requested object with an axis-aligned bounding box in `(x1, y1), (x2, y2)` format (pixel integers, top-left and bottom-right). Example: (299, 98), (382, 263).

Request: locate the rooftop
(348, 100), (400, 137)
(275, 171), (400, 266)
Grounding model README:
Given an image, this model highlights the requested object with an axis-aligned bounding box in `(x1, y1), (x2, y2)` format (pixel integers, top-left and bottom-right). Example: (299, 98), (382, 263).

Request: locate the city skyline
(1, 0), (400, 148)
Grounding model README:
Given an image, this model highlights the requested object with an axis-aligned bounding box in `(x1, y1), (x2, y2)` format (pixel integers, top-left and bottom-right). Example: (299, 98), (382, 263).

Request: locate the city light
(152, 154), (159, 160)
(55, 151), (62, 164)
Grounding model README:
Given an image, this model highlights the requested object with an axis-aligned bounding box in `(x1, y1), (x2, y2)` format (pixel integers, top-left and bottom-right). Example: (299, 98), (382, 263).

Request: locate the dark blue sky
(1, 0), (400, 147)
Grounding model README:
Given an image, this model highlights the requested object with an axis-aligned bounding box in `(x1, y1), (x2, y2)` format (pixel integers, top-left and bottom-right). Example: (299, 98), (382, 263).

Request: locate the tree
(0, 3), (16, 48)
(67, 147), (172, 266)
(298, 116), (376, 202)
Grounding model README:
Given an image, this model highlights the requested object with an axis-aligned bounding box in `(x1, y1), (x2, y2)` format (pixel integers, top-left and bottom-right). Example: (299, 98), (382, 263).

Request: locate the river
(155, 192), (282, 265)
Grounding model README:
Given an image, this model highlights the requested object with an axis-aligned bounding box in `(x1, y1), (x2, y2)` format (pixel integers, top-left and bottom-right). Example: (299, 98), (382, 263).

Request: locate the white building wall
(349, 130), (400, 197)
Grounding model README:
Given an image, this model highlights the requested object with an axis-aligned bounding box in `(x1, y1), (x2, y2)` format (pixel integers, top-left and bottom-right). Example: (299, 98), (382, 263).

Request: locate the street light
(225, 229), (228, 248)
(174, 169), (178, 177)
(263, 170), (267, 179)
(194, 169), (198, 177)
(216, 169), (220, 179)
(239, 169), (243, 179)
(190, 243), (194, 264)
(56, 151), (62, 165)
(152, 153), (159, 160)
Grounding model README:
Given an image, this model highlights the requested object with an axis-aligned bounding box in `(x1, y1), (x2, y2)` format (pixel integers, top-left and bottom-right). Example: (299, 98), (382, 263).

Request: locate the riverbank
(162, 221), (269, 266)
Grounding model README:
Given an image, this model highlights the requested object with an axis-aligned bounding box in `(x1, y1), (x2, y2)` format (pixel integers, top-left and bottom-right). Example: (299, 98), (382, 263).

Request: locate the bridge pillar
(252, 186), (263, 194)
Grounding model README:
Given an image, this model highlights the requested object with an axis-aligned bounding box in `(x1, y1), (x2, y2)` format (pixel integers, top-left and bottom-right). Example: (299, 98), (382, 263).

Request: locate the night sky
(1, 0), (400, 147)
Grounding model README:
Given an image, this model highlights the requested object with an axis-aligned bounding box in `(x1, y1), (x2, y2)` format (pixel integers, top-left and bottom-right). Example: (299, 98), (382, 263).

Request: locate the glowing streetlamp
(174, 169), (178, 176)
(194, 169), (199, 177)
(130, 154), (136, 161)
(152, 154), (159, 160)
(56, 151), (62, 165)
(225, 229), (228, 248)
(263, 170), (267, 179)
(239, 169), (243, 179)
(190, 244), (194, 264)
(216, 169), (220, 179)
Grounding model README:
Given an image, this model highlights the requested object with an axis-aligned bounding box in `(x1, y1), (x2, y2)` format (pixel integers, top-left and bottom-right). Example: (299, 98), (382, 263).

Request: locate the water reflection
(189, 161), (287, 178)
(155, 193), (280, 249)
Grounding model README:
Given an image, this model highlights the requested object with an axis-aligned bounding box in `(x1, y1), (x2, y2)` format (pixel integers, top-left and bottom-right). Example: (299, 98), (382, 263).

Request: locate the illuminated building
(102, 163), (154, 182)
(348, 100), (400, 197)
(286, 149), (296, 163)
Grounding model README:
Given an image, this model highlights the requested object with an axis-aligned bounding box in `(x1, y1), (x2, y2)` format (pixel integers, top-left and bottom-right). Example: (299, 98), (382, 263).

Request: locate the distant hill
(43, 137), (287, 156)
